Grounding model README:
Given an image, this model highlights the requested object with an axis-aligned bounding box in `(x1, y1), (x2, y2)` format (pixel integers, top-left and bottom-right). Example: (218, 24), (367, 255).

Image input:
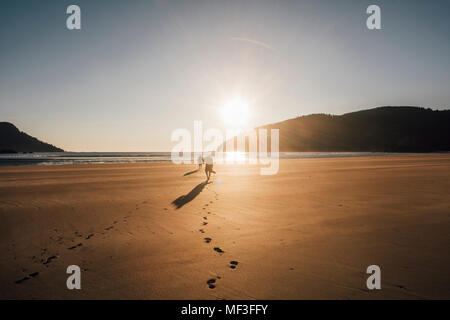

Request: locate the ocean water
(0, 152), (404, 166)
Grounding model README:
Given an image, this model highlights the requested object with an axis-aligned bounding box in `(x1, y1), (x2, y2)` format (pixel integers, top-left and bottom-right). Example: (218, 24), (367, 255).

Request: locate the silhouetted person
(197, 154), (203, 170)
(204, 152), (216, 181)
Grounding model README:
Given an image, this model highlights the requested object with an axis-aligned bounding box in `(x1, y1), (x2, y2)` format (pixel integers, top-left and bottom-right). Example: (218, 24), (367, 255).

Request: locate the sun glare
(221, 97), (250, 127)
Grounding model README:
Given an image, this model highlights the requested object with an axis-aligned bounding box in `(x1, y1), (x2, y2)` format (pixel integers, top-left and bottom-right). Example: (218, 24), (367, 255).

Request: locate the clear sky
(1, 0), (449, 151)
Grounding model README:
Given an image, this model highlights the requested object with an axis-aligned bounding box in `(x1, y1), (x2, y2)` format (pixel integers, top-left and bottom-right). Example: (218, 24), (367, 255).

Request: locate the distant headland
(0, 122), (63, 153)
(227, 106), (450, 153)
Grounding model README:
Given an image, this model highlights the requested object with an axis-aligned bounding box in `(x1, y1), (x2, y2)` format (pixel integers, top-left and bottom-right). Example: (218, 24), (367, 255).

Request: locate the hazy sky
(1, 0), (449, 151)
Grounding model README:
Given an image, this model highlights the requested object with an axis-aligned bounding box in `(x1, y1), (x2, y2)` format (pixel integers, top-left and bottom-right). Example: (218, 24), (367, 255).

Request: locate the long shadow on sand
(183, 169), (200, 176)
(172, 181), (209, 209)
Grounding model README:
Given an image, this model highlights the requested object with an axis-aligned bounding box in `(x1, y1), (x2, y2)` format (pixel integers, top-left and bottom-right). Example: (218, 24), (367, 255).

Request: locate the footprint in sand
(14, 272), (39, 284)
(68, 243), (83, 250)
(199, 229), (205, 233)
(85, 234), (94, 240)
(105, 226), (114, 231)
(229, 261), (239, 269)
(202, 222), (208, 226)
(395, 284), (407, 290)
(15, 276), (30, 284)
(206, 279), (216, 289)
(14, 276), (31, 284)
(214, 247), (224, 254)
(204, 237), (212, 243)
(203, 216), (207, 220)
(42, 255), (58, 265)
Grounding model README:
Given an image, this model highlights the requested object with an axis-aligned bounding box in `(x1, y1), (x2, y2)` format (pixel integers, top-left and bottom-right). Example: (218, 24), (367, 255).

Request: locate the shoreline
(1, 152), (450, 169)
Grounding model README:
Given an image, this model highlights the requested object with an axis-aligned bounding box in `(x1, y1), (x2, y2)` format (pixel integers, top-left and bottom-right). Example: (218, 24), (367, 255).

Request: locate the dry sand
(0, 154), (449, 299)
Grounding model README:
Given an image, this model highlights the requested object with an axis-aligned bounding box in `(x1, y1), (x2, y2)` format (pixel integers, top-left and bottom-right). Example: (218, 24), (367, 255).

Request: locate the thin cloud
(231, 37), (275, 51)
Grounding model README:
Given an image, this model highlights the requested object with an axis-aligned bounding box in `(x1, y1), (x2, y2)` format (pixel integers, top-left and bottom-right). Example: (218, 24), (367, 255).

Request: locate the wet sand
(0, 154), (449, 299)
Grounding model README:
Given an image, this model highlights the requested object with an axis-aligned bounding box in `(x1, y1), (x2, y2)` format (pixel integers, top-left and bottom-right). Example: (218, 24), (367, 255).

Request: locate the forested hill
(0, 122), (63, 153)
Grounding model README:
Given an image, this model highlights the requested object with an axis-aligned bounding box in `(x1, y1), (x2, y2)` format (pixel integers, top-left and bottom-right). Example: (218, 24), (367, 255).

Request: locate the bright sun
(220, 97), (250, 127)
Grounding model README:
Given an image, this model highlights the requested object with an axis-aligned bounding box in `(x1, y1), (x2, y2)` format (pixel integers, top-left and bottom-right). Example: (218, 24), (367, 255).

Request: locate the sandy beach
(0, 154), (449, 299)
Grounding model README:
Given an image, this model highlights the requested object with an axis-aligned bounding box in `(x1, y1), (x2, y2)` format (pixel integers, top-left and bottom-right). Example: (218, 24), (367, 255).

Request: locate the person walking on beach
(197, 154), (204, 170)
(204, 152), (216, 181)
